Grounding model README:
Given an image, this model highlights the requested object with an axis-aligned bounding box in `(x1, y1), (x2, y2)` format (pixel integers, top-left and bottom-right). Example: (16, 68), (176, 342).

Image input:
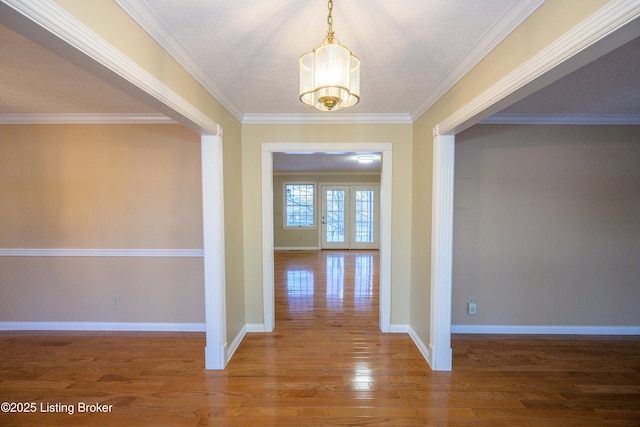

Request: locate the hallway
(274, 250), (380, 329)
(230, 249), (431, 424)
(1, 251), (637, 426)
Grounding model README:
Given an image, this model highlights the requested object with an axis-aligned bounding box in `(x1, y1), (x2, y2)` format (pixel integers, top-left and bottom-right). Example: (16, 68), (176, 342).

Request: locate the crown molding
(411, 0), (545, 121)
(0, 113), (176, 125)
(2, 0), (220, 135)
(273, 171), (381, 176)
(481, 113), (640, 125)
(4, 113), (635, 127)
(114, 0), (244, 123)
(114, 0), (411, 125)
(118, 0), (543, 125)
(242, 113), (412, 125)
(437, 0), (640, 135)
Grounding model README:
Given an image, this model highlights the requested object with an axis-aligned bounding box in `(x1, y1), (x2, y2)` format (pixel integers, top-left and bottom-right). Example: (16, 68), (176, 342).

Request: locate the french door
(321, 185), (379, 250)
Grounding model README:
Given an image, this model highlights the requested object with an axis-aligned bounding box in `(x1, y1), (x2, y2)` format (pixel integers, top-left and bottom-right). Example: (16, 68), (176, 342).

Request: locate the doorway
(261, 142), (393, 333)
(320, 184), (380, 250)
(274, 250), (379, 328)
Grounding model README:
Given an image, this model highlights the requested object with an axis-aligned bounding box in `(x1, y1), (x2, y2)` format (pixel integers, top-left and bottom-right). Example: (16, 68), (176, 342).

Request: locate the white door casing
(428, 1), (638, 371)
(262, 143), (393, 333)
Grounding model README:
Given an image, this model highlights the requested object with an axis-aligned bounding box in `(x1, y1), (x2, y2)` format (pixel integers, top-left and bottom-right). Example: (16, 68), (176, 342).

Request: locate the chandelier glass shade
(299, 1), (360, 111)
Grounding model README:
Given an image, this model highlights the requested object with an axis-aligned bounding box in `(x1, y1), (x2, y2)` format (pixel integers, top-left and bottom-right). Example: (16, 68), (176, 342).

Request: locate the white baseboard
(205, 343), (226, 370)
(274, 247), (320, 251)
(380, 314), (392, 332)
(0, 322), (205, 332)
(429, 343), (453, 371)
(384, 325), (436, 370)
(225, 325), (247, 365)
(245, 323), (266, 333)
(404, 326), (451, 371)
(451, 324), (640, 335)
(407, 326), (432, 368)
(389, 324), (409, 333)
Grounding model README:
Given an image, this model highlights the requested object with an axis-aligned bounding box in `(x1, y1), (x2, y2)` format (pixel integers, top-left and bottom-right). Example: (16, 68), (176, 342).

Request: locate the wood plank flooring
(1, 250), (639, 426)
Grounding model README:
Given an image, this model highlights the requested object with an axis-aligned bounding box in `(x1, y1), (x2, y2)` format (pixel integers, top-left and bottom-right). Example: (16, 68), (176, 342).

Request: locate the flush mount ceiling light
(299, 0), (360, 111)
(356, 155), (375, 164)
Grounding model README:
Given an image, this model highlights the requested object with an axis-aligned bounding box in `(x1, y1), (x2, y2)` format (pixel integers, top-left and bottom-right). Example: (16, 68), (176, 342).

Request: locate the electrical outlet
(467, 297), (477, 315)
(113, 294), (120, 305)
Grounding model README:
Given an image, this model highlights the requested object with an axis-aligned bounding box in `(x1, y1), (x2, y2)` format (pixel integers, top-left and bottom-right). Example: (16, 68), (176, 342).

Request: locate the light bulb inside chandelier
(299, 0), (360, 111)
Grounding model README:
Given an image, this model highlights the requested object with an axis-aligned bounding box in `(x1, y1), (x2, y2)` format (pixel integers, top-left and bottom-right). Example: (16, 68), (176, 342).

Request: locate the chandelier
(299, 0), (360, 111)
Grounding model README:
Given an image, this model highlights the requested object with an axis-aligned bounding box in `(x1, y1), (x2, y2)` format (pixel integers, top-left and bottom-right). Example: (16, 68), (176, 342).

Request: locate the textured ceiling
(0, 0), (637, 128)
(0, 24), (156, 115)
(126, 0), (519, 117)
(273, 153), (381, 173)
(499, 36), (640, 116)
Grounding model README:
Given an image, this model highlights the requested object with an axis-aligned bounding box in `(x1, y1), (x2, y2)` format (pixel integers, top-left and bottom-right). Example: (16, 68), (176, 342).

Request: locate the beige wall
(0, 121), (246, 339)
(411, 0), (609, 348)
(242, 124), (412, 326)
(18, 0), (246, 342)
(273, 174), (380, 249)
(0, 124), (205, 323)
(53, 0), (236, 130)
(0, 257), (204, 322)
(220, 121), (246, 342)
(5, 0), (629, 351)
(453, 124), (640, 326)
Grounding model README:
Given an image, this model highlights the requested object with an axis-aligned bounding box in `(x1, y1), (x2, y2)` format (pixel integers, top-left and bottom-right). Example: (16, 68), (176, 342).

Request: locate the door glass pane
(355, 190), (374, 243)
(326, 190), (345, 243)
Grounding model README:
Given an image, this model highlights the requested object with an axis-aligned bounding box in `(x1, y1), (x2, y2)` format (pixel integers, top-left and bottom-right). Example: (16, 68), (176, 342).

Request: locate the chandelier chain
(327, 0), (334, 39)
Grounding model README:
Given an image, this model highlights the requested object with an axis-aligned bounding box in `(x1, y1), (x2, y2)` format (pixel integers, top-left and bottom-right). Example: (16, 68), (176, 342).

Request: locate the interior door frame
(426, 3), (638, 371)
(262, 142), (393, 333)
(320, 184), (380, 250)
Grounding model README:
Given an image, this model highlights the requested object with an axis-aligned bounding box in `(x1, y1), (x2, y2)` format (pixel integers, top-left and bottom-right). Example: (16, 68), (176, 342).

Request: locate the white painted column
(201, 135), (227, 369)
(379, 149), (392, 333)
(429, 133), (455, 371)
(261, 148), (275, 332)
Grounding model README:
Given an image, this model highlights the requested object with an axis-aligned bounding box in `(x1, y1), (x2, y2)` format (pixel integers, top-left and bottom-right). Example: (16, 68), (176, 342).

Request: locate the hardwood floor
(1, 250), (639, 426)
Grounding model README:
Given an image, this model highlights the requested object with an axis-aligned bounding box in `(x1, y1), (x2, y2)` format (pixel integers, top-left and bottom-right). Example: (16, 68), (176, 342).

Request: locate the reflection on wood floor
(275, 250), (379, 327)
(1, 250), (639, 426)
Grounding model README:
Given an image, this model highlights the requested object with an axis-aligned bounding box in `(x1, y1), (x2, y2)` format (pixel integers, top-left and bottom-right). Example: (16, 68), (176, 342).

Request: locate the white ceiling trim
(115, 0), (544, 124)
(0, 113), (175, 125)
(263, 142), (393, 153)
(481, 113), (640, 126)
(242, 113), (412, 125)
(410, 0), (545, 122)
(114, 0), (244, 122)
(435, 0), (640, 136)
(2, 0), (221, 135)
(274, 171), (381, 176)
